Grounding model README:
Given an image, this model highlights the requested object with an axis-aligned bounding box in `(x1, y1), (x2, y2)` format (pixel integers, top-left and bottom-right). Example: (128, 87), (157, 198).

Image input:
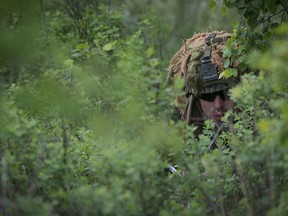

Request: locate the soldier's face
(199, 89), (235, 123)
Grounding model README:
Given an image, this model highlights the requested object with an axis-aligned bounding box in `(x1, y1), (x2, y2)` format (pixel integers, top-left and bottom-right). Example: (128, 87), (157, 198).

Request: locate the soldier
(166, 31), (240, 137)
(165, 31), (243, 175)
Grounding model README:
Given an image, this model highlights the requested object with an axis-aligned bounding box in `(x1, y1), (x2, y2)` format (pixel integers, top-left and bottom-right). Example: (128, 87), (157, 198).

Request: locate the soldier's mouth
(211, 113), (224, 120)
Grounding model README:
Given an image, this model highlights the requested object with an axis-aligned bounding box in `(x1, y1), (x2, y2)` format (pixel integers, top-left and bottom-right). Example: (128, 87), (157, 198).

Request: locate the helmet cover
(166, 31), (240, 112)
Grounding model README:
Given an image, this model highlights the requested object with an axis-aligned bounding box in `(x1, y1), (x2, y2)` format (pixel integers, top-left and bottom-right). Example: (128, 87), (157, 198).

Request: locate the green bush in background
(0, 0), (288, 215)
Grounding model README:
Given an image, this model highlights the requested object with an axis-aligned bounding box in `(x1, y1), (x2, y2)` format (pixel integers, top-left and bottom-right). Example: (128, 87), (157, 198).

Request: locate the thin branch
(1, 157), (8, 198)
(39, 0), (51, 61)
(176, 34), (187, 52)
(234, 159), (254, 216)
(159, 40), (163, 61)
(216, 162), (226, 216)
(208, 123), (225, 149)
(281, 8), (286, 23)
(61, 119), (69, 166)
(262, 9), (284, 23)
(279, 1), (288, 14)
(268, 143), (275, 209)
(1, 157), (8, 216)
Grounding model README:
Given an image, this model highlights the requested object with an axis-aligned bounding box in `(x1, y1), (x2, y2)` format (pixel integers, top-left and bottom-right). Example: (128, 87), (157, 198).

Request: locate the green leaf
(149, 58), (159, 67)
(93, 39), (100, 48)
(219, 68), (233, 79)
(76, 43), (89, 51)
(258, 119), (270, 132)
(224, 0), (233, 7)
(208, 0), (217, 11)
(231, 20), (239, 28)
(232, 68), (238, 76)
(64, 59), (74, 68)
(231, 49), (240, 55)
(247, 18), (258, 29)
(226, 38), (232, 49)
(102, 42), (113, 51)
(102, 40), (117, 51)
(71, 52), (82, 58)
(219, 71), (224, 79)
(239, 63), (247, 71)
(146, 47), (154, 58)
(223, 49), (231, 58)
(236, 0), (245, 7)
(235, 55), (246, 63)
(220, 6), (227, 16)
(268, 1), (278, 14)
(224, 59), (230, 68)
(252, 0), (262, 8)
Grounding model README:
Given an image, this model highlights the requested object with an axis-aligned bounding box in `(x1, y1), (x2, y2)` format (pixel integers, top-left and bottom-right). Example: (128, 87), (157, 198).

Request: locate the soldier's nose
(214, 95), (224, 109)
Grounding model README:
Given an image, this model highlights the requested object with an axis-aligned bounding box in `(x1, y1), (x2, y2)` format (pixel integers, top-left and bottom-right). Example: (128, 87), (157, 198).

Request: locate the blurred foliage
(0, 0), (288, 215)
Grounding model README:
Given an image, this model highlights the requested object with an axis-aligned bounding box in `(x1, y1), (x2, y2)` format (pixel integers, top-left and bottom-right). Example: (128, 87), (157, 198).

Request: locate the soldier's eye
(200, 93), (217, 102)
(199, 90), (229, 102)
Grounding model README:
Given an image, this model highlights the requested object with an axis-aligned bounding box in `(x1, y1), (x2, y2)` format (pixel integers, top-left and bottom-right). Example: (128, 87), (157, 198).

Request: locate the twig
(208, 123), (224, 149)
(159, 40), (163, 61)
(279, 1), (288, 14)
(268, 143), (275, 209)
(234, 159), (254, 216)
(39, 0), (51, 62)
(61, 119), (69, 166)
(262, 9), (284, 23)
(1, 157), (8, 216)
(177, 34), (187, 52)
(1, 157), (8, 198)
(281, 8), (286, 24)
(216, 162), (226, 216)
(253, 106), (257, 141)
(198, 186), (217, 210)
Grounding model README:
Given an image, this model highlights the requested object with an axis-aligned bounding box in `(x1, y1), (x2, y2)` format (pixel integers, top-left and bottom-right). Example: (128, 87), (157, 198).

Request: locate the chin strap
(184, 94), (194, 124)
(183, 94), (207, 125)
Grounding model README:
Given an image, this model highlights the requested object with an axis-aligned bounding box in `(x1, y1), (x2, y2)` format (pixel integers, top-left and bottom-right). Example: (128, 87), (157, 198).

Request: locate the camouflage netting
(167, 31), (238, 94)
(166, 31), (240, 113)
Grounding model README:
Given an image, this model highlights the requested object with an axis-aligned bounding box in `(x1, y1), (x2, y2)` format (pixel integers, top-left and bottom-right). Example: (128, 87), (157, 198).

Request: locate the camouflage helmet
(166, 31), (240, 112)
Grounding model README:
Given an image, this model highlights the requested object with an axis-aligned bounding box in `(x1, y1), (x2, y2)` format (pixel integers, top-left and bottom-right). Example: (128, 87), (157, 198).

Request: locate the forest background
(0, 0), (288, 215)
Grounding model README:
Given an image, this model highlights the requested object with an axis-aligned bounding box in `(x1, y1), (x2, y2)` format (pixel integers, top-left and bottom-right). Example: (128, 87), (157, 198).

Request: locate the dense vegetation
(0, 0), (287, 215)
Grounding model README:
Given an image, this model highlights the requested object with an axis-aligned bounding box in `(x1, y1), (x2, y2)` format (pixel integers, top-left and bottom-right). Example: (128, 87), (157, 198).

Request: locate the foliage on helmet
(166, 31), (246, 112)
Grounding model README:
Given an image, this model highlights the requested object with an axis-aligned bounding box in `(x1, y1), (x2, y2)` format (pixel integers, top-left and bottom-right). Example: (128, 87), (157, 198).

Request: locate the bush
(0, 1), (288, 215)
